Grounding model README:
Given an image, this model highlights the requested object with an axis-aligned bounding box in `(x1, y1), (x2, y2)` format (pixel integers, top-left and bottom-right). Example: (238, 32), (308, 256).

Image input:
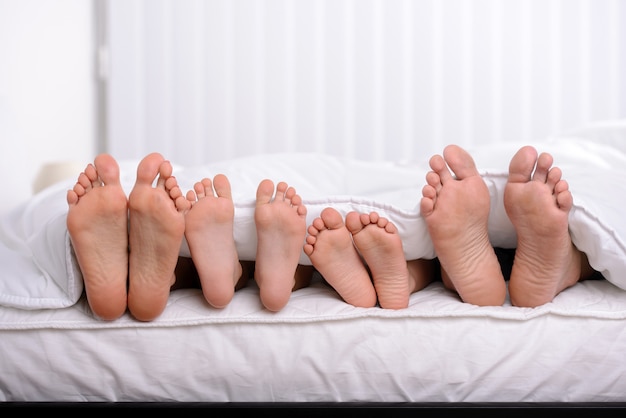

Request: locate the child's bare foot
(504, 146), (590, 307)
(127, 153), (188, 321)
(254, 180), (308, 312)
(345, 211), (410, 309)
(420, 145), (506, 306)
(304, 207), (377, 308)
(66, 154), (129, 320)
(184, 175), (244, 309)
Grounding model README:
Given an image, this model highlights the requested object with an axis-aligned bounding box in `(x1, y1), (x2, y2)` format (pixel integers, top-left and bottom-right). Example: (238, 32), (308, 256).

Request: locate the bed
(1, 121), (626, 407)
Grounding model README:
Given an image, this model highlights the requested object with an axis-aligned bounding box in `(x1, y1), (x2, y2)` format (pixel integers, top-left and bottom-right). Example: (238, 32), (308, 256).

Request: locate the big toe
(443, 144), (481, 180)
(136, 153), (165, 185)
(213, 174), (232, 198)
(320, 207), (345, 230)
(94, 154), (121, 185)
(508, 146), (539, 184)
(345, 211), (365, 234)
(256, 179), (275, 203)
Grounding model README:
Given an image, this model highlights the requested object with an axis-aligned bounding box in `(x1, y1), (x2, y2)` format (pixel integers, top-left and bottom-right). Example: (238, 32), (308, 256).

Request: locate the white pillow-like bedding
(0, 135), (625, 310)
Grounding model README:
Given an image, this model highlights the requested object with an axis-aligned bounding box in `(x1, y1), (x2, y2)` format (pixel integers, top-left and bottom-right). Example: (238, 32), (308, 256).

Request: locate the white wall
(1, 0), (625, 217)
(0, 0), (97, 215)
(106, 0), (625, 168)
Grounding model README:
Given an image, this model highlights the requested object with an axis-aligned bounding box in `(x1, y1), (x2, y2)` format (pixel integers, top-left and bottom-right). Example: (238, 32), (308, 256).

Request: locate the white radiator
(104, 0), (625, 166)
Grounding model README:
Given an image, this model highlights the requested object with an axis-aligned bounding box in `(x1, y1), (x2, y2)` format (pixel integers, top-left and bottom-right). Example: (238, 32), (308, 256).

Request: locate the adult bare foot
(407, 258), (436, 295)
(184, 175), (244, 309)
(304, 207), (377, 308)
(127, 153), (188, 321)
(66, 154), (129, 320)
(345, 211), (410, 309)
(420, 145), (506, 306)
(504, 146), (592, 307)
(254, 180), (308, 312)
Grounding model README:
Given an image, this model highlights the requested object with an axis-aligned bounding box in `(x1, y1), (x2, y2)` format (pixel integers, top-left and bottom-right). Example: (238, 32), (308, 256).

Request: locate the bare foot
(345, 211), (410, 309)
(407, 258), (436, 295)
(66, 154), (129, 320)
(420, 145), (506, 306)
(127, 153), (188, 321)
(254, 180), (308, 312)
(184, 175), (244, 309)
(504, 146), (589, 307)
(304, 207), (377, 308)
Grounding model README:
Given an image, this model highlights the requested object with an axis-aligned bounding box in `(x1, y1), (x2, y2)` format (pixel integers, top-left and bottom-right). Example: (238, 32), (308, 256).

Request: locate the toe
(136, 153), (165, 185)
(532, 152), (553, 183)
(321, 207), (344, 230)
(212, 174), (231, 198)
(94, 154), (121, 186)
(345, 211), (364, 234)
(443, 145), (480, 180)
(256, 179), (275, 203)
(508, 146), (539, 184)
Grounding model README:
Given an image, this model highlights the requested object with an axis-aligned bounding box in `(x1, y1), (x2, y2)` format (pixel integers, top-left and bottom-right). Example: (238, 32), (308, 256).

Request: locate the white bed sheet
(1, 278), (625, 402)
(1, 128), (626, 402)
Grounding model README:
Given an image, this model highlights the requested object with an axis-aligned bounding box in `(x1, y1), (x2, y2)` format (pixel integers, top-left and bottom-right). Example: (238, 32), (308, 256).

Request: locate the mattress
(1, 123), (626, 403)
